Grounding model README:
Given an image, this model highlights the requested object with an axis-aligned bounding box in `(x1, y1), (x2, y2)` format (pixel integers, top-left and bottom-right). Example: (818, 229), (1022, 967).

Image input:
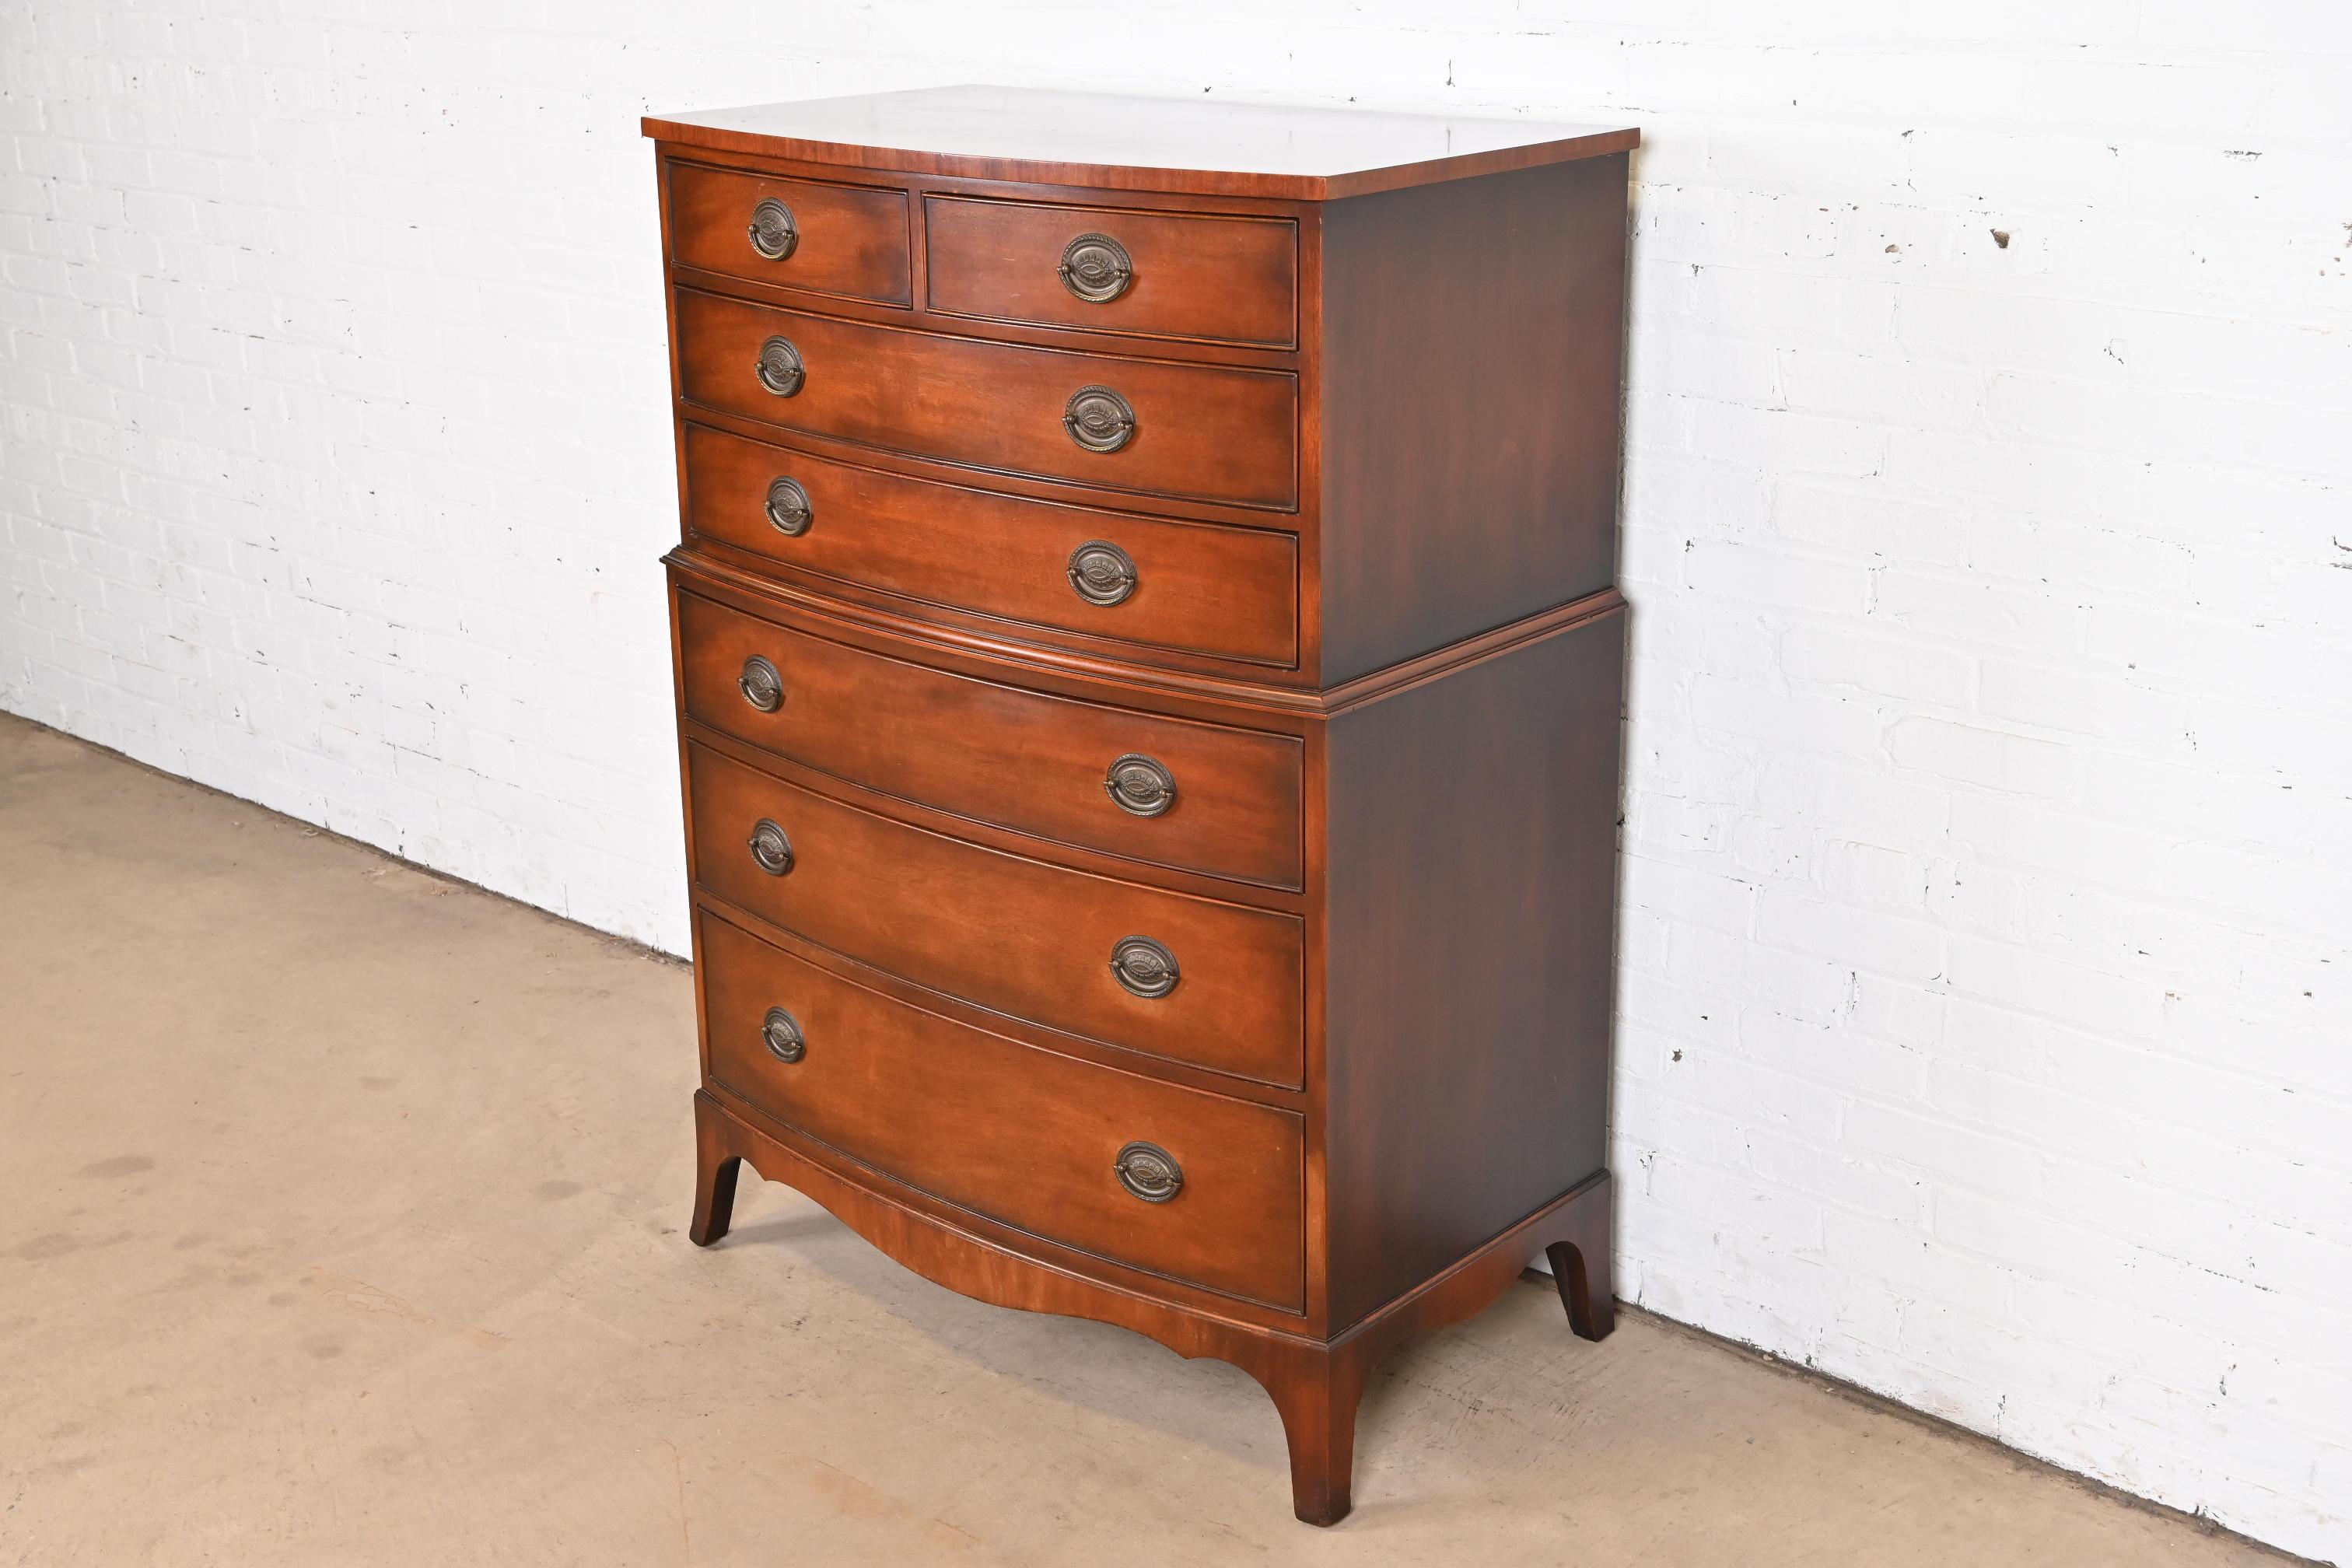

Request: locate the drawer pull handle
(747, 818), (794, 876)
(764, 476), (813, 536)
(761, 1006), (805, 1064)
(1105, 753), (1175, 817)
(1058, 233), (1133, 303)
(1062, 386), (1136, 453)
(1067, 541), (1137, 607)
(755, 335), (805, 397)
(1114, 1140), (1183, 1203)
(747, 198), (799, 261)
(1109, 935), (1180, 999)
(738, 655), (784, 713)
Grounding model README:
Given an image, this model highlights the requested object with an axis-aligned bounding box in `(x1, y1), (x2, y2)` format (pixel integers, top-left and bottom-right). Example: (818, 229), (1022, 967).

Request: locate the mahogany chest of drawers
(647, 86), (1636, 1525)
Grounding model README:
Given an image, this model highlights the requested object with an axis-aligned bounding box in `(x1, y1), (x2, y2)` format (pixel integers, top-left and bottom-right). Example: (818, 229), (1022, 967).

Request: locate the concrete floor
(0, 711), (2301, 1567)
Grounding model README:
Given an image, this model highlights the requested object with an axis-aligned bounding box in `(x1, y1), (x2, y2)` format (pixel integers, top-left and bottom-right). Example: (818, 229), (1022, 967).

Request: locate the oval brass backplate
(747, 198), (799, 261)
(1058, 233), (1133, 303)
(1067, 541), (1138, 607)
(1105, 754), (1175, 817)
(761, 1006), (805, 1063)
(747, 818), (794, 876)
(764, 475), (812, 536)
(738, 655), (784, 713)
(1062, 385), (1136, 453)
(755, 336), (805, 397)
(1109, 935), (1180, 999)
(1113, 1140), (1183, 1202)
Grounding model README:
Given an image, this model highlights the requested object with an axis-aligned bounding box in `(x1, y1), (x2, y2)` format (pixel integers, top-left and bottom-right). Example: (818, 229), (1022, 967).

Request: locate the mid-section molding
(666, 546), (1624, 719)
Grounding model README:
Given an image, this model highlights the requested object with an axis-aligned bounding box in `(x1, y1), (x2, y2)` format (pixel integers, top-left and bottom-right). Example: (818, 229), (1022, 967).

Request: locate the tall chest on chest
(648, 86), (1637, 1526)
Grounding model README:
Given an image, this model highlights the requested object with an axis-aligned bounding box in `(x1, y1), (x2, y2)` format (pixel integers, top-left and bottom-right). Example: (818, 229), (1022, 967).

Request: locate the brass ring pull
(1062, 386), (1136, 453)
(1109, 935), (1180, 999)
(1114, 1141), (1182, 1202)
(755, 336), (804, 397)
(1066, 541), (1137, 607)
(764, 476), (812, 536)
(1058, 233), (1132, 303)
(747, 198), (798, 261)
(1105, 754), (1174, 817)
(747, 818), (794, 876)
(738, 656), (783, 713)
(761, 1006), (805, 1063)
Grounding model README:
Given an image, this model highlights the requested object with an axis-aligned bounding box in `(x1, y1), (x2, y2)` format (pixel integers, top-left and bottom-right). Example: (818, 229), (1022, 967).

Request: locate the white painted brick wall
(2, 3), (2347, 1556)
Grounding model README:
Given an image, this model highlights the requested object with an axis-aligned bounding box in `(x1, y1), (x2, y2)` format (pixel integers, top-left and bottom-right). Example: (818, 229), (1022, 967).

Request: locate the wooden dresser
(646, 86), (1636, 1525)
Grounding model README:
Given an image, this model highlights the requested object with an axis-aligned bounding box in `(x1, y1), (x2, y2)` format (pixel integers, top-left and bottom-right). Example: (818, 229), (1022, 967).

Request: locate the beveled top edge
(642, 84), (1639, 200)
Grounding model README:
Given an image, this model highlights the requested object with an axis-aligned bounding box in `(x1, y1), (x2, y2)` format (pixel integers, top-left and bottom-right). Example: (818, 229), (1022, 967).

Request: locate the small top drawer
(925, 197), (1297, 348)
(667, 160), (912, 305)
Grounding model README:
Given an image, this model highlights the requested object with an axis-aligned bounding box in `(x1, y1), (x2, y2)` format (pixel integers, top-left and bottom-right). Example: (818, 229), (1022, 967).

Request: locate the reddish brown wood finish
(1316, 155), (1630, 681)
(924, 194), (1298, 346)
(687, 740), (1307, 1088)
(1321, 607), (1627, 1330)
(1545, 1183), (1618, 1342)
(652, 91), (1631, 1528)
(679, 422), (1301, 669)
(700, 909), (1306, 1308)
(673, 288), (1299, 509)
(667, 159), (913, 305)
(677, 588), (1304, 887)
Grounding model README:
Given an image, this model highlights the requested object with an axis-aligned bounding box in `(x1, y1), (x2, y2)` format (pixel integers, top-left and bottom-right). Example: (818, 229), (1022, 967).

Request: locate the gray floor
(0, 712), (2301, 1565)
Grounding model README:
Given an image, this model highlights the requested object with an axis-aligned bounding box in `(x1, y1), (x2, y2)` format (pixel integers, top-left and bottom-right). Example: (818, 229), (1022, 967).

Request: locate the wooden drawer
(924, 196), (1297, 347)
(666, 160), (912, 305)
(680, 423), (1299, 667)
(673, 288), (1298, 510)
(688, 741), (1304, 1087)
(679, 590), (1303, 888)
(699, 910), (1304, 1309)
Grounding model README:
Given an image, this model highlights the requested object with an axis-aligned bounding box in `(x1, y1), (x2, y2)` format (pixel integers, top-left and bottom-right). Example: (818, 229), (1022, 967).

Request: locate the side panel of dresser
(1313, 155), (1629, 683)
(1318, 605), (1626, 1332)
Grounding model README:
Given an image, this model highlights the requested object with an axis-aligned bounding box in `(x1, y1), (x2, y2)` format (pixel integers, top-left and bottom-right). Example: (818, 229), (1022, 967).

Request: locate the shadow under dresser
(644, 84), (1638, 1525)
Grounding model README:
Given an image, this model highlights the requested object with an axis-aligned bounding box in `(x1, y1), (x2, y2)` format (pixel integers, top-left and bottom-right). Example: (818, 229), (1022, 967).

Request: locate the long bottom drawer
(698, 909), (1307, 1311)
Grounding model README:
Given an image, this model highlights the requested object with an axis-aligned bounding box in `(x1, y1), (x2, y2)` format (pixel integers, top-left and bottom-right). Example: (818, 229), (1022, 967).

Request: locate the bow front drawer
(679, 423), (1299, 670)
(688, 742), (1305, 1088)
(698, 911), (1304, 1310)
(679, 590), (1303, 889)
(924, 196), (1297, 347)
(665, 161), (912, 304)
(673, 288), (1298, 509)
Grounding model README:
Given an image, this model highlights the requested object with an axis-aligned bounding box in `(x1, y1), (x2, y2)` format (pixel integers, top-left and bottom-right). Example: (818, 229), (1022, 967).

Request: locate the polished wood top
(642, 85), (1638, 199)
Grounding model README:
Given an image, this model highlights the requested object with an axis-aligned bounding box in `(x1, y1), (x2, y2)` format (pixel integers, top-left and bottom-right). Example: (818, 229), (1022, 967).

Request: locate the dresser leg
(1262, 1342), (1370, 1527)
(1543, 1169), (1616, 1341)
(689, 1092), (744, 1248)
